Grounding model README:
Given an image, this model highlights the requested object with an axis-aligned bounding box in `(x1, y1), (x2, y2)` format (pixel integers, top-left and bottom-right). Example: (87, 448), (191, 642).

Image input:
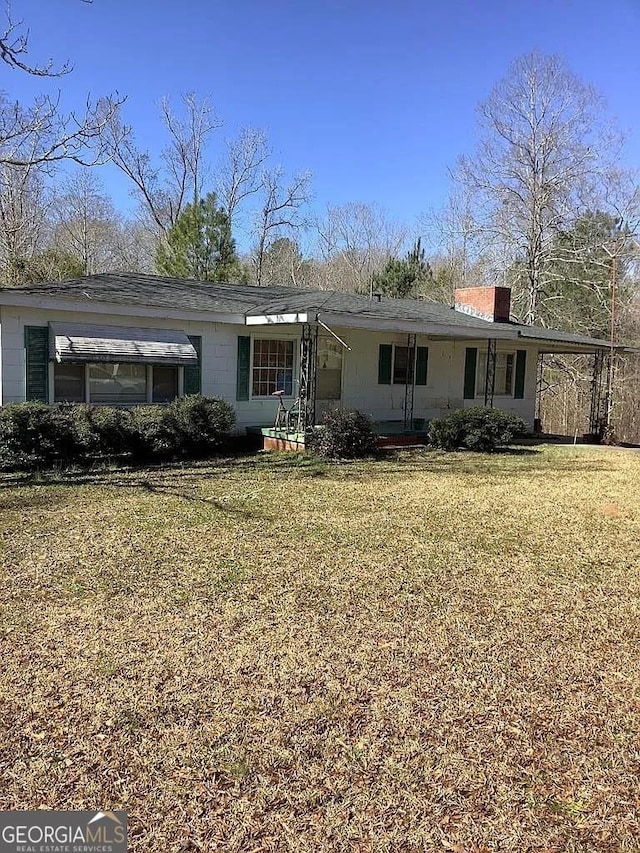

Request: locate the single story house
(0, 273), (626, 444)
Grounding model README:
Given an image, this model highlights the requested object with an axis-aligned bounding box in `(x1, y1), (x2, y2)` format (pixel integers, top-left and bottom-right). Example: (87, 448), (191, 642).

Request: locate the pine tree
(372, 238), (433, 299)
(156, 192), (244, 282)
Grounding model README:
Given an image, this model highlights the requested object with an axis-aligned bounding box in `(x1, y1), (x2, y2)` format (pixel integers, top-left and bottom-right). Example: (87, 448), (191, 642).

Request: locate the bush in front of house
(0, 396), (236, 470)
(130, 395), (236, 461)
(162, 395), (236, 458)
(308, 409), (377, 460)
(128, 405), (173, 461)
(427, 406), (527, 452)
(62, 404), (135, 459)
(0, 402), (84, 469)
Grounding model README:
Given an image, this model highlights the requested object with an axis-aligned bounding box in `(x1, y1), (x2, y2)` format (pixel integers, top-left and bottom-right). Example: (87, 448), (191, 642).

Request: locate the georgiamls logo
(0, 810), (127, 852)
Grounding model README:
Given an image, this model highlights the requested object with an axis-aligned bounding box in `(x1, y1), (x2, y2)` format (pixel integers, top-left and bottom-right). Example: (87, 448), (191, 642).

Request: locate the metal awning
(49, 323), (198, 365)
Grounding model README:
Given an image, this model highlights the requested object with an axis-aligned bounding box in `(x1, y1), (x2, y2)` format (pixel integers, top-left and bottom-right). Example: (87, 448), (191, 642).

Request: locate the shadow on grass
(0, 450), (326, 517)
(0, 443), (617, 499)
(376, 446), (616, 476)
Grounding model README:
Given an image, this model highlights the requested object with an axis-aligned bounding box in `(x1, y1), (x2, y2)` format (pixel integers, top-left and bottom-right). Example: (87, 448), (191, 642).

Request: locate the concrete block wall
(0, 306), (539, 430)
(336, 327), (537, 427)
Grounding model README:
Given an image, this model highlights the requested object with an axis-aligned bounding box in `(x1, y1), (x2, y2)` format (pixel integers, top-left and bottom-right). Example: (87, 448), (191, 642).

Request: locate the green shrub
(129, 405), (174, 461)
(85, 406), (135, 457)
(61, 404), (135, 460)
(308, 409), (376, 459)
(163, 395), (236, 458)
(0, 403), (83, 469)
(130, 396), (235, 461)
(0, 395), (236, 470)
(428, 406), (527, 452)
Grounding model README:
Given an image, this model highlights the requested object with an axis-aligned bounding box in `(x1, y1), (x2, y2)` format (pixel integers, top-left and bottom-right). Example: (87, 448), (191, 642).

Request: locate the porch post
(534, 352), (544, 432)
(298, 323), (317, 433)
(604, 349), (617, 432)
(484, 338), (496, 407)
(403, 333), (417, 430)
(589, 348), (606, 438)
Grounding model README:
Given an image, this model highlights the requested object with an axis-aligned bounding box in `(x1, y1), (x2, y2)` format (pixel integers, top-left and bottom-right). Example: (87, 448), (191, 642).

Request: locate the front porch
(247, 419), (430, 452)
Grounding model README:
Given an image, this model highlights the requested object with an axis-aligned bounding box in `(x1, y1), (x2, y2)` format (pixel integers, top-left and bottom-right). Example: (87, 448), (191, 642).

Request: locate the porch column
(483, 338), (497, 407)
(403, 333), (417, 430)
(589, 348), (606, 437)
(534, 352), (544, 432)
(297, 323), (318, 433)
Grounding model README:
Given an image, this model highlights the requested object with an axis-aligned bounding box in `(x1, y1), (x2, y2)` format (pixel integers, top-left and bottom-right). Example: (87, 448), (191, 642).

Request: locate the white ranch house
(0, 274), (623, 444)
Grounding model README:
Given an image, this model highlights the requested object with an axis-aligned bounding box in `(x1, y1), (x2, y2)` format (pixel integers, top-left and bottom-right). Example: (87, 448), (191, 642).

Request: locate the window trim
(378, 342), (428, 387)
(250, 336), (297, 400)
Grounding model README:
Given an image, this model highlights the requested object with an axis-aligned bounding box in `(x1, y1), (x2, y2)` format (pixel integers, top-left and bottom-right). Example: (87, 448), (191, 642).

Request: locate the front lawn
(1, 446), (639, 851)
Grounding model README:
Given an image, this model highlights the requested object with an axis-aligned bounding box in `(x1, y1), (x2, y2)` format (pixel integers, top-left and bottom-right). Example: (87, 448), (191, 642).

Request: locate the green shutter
(514, 349), (527, 399)
(378, 344), (392, 384)
(236, 336), (250, 400)
(24, 326), (49, 402)
(463, 347), (477, 400)
(415, 346), (428, 386)
(184, 335), (202, 395)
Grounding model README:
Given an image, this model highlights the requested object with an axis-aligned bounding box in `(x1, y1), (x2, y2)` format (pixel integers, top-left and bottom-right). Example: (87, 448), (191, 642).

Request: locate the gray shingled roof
(0, 272), (620, 350)
(1, 273), (287, 316)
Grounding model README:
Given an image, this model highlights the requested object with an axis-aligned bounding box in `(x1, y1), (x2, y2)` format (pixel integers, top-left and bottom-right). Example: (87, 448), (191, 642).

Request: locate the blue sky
(7, 0), (640, 233)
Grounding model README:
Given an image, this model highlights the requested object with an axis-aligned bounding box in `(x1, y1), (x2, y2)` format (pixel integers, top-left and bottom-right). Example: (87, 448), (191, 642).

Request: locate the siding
(0, 305), (540, 428)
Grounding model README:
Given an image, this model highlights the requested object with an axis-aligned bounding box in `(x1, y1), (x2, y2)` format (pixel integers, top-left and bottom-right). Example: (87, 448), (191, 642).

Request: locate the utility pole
(602, 244), (617, 432)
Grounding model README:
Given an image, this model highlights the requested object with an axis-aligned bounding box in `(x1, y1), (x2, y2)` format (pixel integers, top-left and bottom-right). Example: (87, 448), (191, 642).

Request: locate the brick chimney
(454, 286), (511, 323)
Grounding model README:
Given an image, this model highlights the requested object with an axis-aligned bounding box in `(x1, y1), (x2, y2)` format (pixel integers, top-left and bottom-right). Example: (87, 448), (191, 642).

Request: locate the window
(153, 366), (178, 403)
(316, 338), (342, 400)
(89, 363), (148, 405)
(476, 352), (515, 397)
(378, 344), (428, 386)
(393, 346), (414, 385)
(252, 339), (294, 397)
(53, 363), (85, 402)
(53, 363), (182, 405)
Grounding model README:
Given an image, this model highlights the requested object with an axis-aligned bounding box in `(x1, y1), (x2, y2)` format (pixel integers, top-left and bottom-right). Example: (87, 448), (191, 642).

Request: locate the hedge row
(0, 396), (235, 470)
(0, 399), (527, 470)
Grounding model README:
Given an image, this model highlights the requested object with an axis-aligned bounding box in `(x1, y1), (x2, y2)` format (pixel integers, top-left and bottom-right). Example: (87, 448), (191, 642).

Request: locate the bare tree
(0, 162), (50, 283)
(217, 127), (270, 226)
(104, 93), (220, 236)
(253, 167), (311, 285)
(108, 222), (156, 273)
(453, 52), (619, 324)
(0, 6), (71, 76)
(257, 237), (313, 288)
(0, 5), (125, 169)
(313, 202), (407, 293)
(51, 169), (121, 274)
(423, 188), (480, 289)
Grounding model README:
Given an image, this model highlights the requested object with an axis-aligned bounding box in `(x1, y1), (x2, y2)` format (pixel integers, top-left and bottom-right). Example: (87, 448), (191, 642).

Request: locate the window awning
(49, 323), (198, 365)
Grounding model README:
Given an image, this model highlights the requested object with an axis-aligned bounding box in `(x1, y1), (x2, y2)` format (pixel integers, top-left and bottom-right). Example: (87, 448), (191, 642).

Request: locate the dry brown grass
(1, 446), (640, 852)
